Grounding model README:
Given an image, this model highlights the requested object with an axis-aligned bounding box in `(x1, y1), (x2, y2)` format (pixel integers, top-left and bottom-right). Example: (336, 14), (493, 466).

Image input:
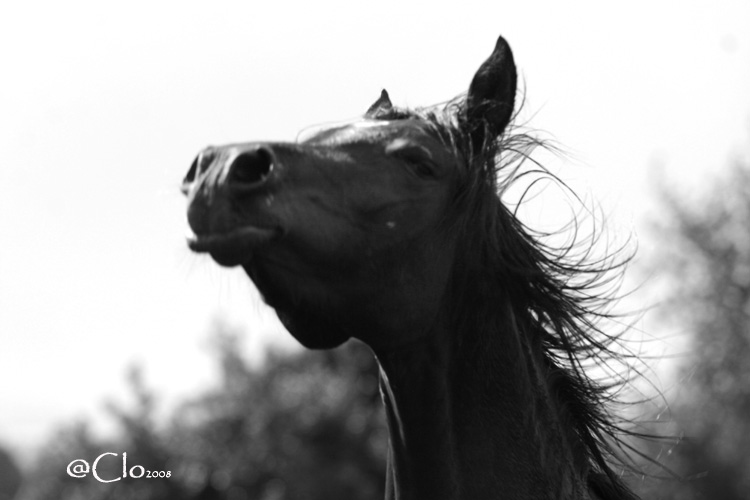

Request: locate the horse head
(183, 37), (516, 353)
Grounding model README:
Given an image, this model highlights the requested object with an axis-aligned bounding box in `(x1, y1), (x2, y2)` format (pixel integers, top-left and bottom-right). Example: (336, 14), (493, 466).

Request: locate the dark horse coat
(184, 35), (641, 500)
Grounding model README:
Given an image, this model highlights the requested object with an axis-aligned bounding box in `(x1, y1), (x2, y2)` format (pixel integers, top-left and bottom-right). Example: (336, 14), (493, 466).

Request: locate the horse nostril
(229, 148), (274, 187)
(182, 149), (216, 195)
(181, 157), (199, 195)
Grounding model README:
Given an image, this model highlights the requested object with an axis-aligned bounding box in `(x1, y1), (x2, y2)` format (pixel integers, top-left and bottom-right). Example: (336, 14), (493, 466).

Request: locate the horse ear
(465, 36), (517, 149)
(365, 89), (393, 118)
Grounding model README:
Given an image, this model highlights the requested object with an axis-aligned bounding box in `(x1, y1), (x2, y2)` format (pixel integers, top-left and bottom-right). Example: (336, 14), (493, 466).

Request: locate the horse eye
(412, 160), (435, 178)
(386, 142), (437, 178)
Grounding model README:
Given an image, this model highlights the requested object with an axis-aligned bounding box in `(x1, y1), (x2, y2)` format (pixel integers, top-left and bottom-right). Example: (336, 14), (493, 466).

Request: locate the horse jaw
(241, 261), (352, 349)
(276, 309), (352, 349)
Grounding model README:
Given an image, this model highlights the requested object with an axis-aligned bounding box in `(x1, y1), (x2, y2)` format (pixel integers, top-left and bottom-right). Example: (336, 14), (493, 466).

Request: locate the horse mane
(376, 96), (645, 499)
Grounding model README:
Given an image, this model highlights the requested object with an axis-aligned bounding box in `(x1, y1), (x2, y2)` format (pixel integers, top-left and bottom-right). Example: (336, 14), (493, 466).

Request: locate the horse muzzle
(182, 144), (283, 266)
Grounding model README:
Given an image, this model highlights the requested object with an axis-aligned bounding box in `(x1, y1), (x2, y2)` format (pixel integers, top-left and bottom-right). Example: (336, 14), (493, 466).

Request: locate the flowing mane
(183, 35), (651, 499)
(374, 98), (641, 497)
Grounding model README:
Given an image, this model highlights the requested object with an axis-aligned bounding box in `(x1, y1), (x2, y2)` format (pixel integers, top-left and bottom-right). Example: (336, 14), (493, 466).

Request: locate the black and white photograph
(1, 1), (749, 499)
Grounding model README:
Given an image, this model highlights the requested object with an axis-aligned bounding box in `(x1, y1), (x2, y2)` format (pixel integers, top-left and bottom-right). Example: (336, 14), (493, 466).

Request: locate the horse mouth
(187, 226), (280, 267)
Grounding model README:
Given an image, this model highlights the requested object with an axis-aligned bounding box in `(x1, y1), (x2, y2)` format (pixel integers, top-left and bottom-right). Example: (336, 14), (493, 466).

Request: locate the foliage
(633, 161), (750, 499)
(0, 446), (21, 500)
(17, 327), (386, 500)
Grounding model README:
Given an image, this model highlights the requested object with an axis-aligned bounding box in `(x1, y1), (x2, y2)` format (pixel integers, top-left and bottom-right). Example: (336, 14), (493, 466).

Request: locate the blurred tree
(0, 445), (22, 500)
(635, 160), (750, 499)
(169, 324), (386, 500)
(17, 325), (386, 500)
(18, 366), (190, 500)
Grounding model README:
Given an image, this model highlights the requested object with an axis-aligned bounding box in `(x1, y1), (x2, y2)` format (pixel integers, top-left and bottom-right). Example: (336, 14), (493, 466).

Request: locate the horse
(182, 35), (641, 500)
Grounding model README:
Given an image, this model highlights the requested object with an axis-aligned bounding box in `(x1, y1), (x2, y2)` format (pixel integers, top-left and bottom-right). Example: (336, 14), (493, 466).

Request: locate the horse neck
(374, 287), (592, 500)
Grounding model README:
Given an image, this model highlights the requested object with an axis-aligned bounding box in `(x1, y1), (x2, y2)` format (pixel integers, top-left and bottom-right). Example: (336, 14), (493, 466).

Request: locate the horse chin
(276, 310), (351, 349)
(241, 261), (351, 349)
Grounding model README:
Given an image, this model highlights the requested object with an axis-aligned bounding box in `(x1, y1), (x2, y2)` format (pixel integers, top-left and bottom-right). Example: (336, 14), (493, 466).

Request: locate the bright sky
(1, 0), (749, 462)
